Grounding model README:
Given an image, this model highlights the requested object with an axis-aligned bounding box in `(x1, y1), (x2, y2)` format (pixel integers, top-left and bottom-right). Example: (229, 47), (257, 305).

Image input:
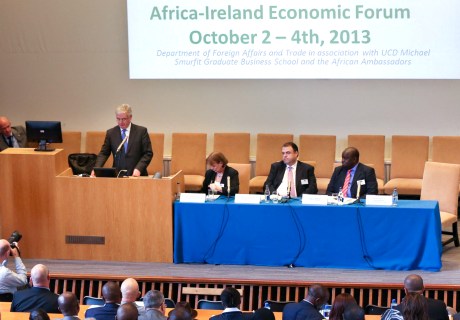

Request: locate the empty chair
(264, 300), (296, 312)
(147, 133), (164, 176)
(432, 136), (460, 164)
(384, 135), (429, 195)
(249, 133), (294, 193)
(228, 163), (251, 194)
(214, 133), (250, 164)
(170, 133), (207, 192)
(83, 296), (104, 305)
(197, 299), (224, 310)
(420, 161), (460, 247)
(299, 135), (336, 194)
(364, 305), (389, 315)
(348, 135), (385, 194)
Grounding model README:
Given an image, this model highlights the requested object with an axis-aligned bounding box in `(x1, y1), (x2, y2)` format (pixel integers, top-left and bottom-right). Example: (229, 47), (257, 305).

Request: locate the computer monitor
(25, 121), (63, 151)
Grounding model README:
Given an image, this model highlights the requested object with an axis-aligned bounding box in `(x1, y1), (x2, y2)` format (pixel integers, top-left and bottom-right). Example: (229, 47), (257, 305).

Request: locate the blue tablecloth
(174, 199), (442, 271)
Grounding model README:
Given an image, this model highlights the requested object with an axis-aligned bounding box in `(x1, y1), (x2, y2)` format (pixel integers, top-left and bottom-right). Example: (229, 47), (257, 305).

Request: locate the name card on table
(302, 194), (328, 205)
(366, 195), (393, 206)
(180, 193), (206, 203)
(235, 194), (261, 204)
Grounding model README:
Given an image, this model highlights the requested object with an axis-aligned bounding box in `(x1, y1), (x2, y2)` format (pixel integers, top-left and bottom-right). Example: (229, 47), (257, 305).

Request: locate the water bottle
(264, 185), (271, 203)
(392, 188), (398, 206)
(337, 187), (344, 205)
(264, 301), (270, 309)
(391, 298), (397, 309)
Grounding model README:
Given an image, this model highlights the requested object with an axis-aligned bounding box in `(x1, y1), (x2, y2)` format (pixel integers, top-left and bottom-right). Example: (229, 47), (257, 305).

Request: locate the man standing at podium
(93, 104), (153, 177)
(0, 116), (28, 151)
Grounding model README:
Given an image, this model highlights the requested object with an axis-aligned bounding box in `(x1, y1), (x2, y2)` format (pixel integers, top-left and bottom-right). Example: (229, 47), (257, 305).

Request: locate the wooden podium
(0, 148), (183, 263)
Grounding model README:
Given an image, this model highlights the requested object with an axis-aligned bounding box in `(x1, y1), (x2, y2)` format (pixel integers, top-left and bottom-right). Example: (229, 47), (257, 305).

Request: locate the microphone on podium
(227, 176), (230, 197)
(116, 135), (129, 154)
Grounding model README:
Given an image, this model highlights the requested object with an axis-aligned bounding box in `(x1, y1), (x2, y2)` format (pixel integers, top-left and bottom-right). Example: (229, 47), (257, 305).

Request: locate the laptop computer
(93, 167), (118, 178)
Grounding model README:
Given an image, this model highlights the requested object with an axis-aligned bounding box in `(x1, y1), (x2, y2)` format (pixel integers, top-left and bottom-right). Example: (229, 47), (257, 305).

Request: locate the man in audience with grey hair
(139, 290), (167, 320)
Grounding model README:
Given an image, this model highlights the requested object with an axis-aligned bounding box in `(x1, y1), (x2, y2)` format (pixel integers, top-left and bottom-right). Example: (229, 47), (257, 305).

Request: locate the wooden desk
(0, 303), (381, 320)
(0, 148), (184, 262)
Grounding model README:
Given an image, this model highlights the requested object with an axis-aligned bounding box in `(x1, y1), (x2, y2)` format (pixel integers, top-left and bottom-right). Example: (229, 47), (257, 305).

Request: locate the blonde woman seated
(201, 152), (239, 196)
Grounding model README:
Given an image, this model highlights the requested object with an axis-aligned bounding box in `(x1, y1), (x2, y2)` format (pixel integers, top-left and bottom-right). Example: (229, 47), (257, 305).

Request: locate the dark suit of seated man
(209, 287), (254, 320)
(283, 284), (329, 320)
(85, 281), (121, 320)
(326, 147), (378, 198)
(264, 142), (318, 197)
(11, 264), (59, 313)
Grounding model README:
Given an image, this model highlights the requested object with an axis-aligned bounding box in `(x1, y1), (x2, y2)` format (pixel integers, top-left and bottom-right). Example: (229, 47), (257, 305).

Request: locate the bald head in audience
(121, 278), (141, 303)
(103, 281), (122, 303)
(30, 264), (50, 288)
(116, 302), (139, 320)
(404, 274), (425, 293)
(57, 292), (79, 317)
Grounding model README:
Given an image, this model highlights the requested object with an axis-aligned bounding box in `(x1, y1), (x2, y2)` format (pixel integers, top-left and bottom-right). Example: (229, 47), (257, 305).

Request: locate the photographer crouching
(0, 231), (27, 302)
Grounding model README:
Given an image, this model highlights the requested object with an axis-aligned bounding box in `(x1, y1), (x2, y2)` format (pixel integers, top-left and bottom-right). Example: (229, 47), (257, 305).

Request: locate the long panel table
(174, 198), (442, 271)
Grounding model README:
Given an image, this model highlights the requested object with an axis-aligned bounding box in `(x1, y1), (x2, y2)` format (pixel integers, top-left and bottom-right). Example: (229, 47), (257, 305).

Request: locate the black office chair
(165, 298), (176, 308)
(83, 296), (104, 305)
(263, 300), (295, 312)
(364, 304), (389, 315)
(197, 300), (224, 310)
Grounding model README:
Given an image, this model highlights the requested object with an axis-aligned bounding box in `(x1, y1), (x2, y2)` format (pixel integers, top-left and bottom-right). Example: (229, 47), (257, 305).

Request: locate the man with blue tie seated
(326, 147), (378, 198)
(0, 116), (27, 151)
(283, 284), (329, 320)
(209, 287), (254, 320)
(264, 142), (318, 197)
(92, 104), (153, 177)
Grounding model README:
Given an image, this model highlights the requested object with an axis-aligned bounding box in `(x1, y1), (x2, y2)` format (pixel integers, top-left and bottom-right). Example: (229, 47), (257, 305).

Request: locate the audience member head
(102, 281), (122, 304)
(281, 142), (299, 166)
(57, 292), (79, 317)
(115, 104), (133, 130)
(343, 305), (365, 320)
(254, 307), (275, 320)
(401, 292), (428, 320)
(116, 302), (139, 320)
(341, 147), (360, 169)
(30, 264), (50, 288)
(403, 274), (424, 294)
(168, 307), (193, 320)
(0, 117), (12, 137)
(0, 239), (12, 260)
(143, 290), (166, 313)
(305, 284), (329, 309)
(221, 287), (241, 308)
(206, 152), (229, 173)
(329, 293), (358, 320)
(121, 278), (141, 303)
(29, 309), (50, 320)
(168, 302), (197, 319)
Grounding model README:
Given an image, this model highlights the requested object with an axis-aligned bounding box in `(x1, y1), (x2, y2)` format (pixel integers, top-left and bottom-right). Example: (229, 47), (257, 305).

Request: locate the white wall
(1, 0), (459, 159)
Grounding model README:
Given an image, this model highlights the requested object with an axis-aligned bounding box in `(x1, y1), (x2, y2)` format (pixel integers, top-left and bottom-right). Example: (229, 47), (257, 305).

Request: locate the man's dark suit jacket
(84, 302), (119, 320)
(264, 161), (318, 195)
(326, 163), (378, 197)
(0, 126), (28, 151)
(210, 311), (255, 320)
(94, 123), (153, 176)
(201, 166), (240, 196)
(396, 297), (449, 320)
(282, 300), (323, 320)
(10, 287), (59, 313)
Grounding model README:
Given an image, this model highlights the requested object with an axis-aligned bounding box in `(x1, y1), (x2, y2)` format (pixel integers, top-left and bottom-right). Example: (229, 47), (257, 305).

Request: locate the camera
(8, 230), (22, 249)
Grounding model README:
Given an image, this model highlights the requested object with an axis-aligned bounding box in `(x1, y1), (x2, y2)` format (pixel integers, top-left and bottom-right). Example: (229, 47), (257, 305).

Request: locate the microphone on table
(287, 181), (291, 199)
(116, 134), (129, 154)
(227, 176), (230, 197)
(356, 181), (362, 201)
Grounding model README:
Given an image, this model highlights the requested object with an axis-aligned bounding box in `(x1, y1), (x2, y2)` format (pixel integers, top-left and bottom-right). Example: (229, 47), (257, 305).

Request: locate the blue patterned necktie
(121, 129), (128, 152)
